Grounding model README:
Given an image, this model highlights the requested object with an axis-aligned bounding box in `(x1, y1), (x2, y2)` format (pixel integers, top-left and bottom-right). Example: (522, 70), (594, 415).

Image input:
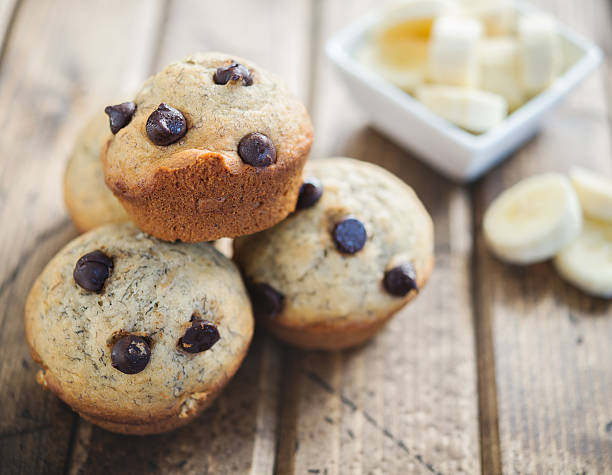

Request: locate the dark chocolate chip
(179, 318), (220, 353)
(296, 177), (323, 210)
(383, 263), (418, 297)
(146, 103), (187, 146)
(73, 250), (113, 292)
(238, 132), (276, 167)
(104, 102), (136, 134)
(332, 217), (367, 254)
(111, 335), (151, 374)
(247, 282), (284, 319)
(213, 62), (253, 86)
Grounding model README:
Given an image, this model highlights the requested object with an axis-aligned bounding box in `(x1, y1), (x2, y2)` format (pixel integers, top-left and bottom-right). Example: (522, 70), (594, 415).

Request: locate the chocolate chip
(179, 318), (220, 353)
(213, 62), (253, 86)
(238, 132), (276, 167)
(383, 263), (418, 297)
(296, 177), (323, 210)
(332, 217), (367, 254)
(111, 335), (151, 374)
(73, 250), (113, 292)
(146, 103), (187, 146)
(247, 283), (284, 319)
(104, 102), (136, 134)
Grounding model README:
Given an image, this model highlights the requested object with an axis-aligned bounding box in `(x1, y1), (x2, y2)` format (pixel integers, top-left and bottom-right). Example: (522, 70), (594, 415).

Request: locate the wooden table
(0, 0), (610, 473)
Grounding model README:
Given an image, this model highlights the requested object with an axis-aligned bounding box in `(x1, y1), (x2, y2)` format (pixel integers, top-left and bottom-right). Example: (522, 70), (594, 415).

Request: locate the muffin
(64, 112), (129, 232)
(25, 223), (253, 434)
(101, 52), (313, 242)
(234, 158), (434, 350)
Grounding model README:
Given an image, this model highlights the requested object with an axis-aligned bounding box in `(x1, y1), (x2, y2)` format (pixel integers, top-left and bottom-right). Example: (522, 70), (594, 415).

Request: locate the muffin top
(234, 157), (434, 326)
(102, 52), (312, 195)
(63, 112), (128, 232)
(26, 223), (253, 424)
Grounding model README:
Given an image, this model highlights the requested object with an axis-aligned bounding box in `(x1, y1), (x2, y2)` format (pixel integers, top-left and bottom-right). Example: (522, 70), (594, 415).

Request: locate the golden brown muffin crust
(102, 52), (312, 242)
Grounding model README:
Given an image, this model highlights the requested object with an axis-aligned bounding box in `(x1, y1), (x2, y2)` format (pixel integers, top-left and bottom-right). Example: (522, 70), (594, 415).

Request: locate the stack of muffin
(26, 53), (434, 435)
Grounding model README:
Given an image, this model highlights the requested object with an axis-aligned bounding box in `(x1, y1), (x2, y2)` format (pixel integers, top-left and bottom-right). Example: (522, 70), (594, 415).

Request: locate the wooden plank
(0, 1), (165, 474)
(153, 0), (311, 104)
(276, 1), (481, 473)
(473, 1), (612, 472)
(75, 1), (311, 474)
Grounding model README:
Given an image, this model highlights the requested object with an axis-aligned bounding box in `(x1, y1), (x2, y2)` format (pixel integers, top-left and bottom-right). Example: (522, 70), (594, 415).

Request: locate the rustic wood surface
(0, 0), (610, 474)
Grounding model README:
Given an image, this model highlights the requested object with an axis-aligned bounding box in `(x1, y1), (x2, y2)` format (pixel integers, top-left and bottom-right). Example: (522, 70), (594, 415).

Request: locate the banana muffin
(234, 158), (434, 350)
(64, 112), (129, 232)
(101, 52), (313, 242)
(25, 223), (253, 434)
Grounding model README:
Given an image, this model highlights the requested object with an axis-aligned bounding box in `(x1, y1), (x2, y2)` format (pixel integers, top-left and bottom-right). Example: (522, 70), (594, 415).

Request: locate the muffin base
(78, 383), (225, 435)
(105, 145), (310, 243)
(258, 256), (434, 350)
(260, 312), (397, 350)
(28, 332), (250, 436)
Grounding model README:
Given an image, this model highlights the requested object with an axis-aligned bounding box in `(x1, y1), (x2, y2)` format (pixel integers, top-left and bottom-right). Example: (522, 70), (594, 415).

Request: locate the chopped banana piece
(355, 42), (425, 93)
(479, 37), (526, 111)
(518, 14), (562, 95)
(570, 167), (612, 222)
(554, 219), (612, 298)
(428, 16), (483, 86)
(416, 85), (507, 133)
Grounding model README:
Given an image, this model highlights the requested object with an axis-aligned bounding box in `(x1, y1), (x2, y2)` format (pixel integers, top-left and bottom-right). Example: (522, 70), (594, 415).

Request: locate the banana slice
(376, 34), (430, 72)
(461, 0), (517, 36)
(518, 13), (562, 96)
(483, 173), (583, 264)
(376, 1), (452, 71)
(379, 0), (458, 33)
(554, 219), (612, 298)
(415, 85), (507, 133)
(428, 16), (483, 87)
(479, 37), (525, 111)
(570, 167), (612, 222)
(355, 42), (425, 93)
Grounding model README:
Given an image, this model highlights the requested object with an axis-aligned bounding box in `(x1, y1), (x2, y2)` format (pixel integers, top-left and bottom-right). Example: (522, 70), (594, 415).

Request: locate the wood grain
(0, 0), (165, 473)
(473, 1), (612, 473)
(0, 0), (610, 474)
(276, 1), (481, 474)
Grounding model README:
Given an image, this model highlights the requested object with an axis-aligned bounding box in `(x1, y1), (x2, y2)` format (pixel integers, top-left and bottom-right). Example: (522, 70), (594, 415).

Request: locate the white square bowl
(325, 2), (603, 183)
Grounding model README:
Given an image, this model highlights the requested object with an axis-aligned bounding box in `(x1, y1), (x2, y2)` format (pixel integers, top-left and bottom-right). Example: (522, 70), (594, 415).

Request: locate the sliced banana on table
(554, 219), (612, 298)
(483, 173), (583, 264)
(569, 167), (612, 222)
(428, 16), (483, 86)
(416, 85), (507, 133)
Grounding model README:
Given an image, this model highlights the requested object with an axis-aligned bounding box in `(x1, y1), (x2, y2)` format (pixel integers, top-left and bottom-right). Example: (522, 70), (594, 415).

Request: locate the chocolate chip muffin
(25, 223), (253, 434)
(64, 112), (129, 232)
(234, 158), (434, 350)
(101, 52), (313, 242)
